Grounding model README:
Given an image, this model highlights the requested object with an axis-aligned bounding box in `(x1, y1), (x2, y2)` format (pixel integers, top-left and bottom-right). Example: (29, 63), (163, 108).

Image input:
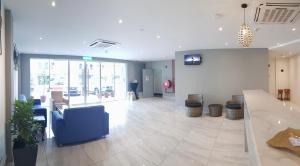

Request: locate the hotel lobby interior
(1, 0), (300, 166)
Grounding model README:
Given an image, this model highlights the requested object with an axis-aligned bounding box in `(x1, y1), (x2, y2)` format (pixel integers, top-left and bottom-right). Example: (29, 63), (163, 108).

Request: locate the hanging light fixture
(238, 3), (253, 48)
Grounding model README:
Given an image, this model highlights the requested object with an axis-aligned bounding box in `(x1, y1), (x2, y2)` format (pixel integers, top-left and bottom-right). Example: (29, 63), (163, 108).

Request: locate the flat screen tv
(184, 54), (202, 65)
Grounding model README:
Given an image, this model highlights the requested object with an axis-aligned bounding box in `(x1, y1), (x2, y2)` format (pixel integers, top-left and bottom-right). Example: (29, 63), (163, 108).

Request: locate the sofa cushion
(185, 100), (202, 107)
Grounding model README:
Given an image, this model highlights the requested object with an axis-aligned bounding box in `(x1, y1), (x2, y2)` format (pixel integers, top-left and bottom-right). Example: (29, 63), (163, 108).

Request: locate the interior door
(142, 69), (154, 98)
(153, 69), (162, 94)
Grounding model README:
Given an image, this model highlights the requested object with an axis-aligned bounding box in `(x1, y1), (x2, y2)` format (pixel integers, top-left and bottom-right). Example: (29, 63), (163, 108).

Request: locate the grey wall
(145, 60), (173, 94)
(20, 54), (145, 97)
(175, 48), (269, 107)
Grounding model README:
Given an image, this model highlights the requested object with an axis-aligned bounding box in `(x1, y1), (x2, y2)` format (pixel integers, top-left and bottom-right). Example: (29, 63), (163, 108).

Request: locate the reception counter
(243, 90), (300, 166)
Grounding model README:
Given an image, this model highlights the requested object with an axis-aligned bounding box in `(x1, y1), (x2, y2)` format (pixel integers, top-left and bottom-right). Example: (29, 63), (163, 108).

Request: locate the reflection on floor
(10, 98), (250, 166)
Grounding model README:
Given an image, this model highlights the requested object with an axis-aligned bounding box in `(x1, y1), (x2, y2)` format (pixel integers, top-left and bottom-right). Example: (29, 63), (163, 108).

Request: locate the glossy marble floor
(10, 98), (249, 166)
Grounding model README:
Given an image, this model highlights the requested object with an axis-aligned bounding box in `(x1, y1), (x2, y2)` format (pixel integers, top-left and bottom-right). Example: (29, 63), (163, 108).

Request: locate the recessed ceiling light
(225, 42), (229, 46)
(292, 28), (296, 31)
(39, 37), (43, 40)
(178, 45), (182, 49)
(215, 13), (224, 19)
(156, 35), (161, 39)
(116, 46), (120, 49)
(51, 1), (56, 7)
(118, 19), (123, 24)
(218, 27), (223, 31)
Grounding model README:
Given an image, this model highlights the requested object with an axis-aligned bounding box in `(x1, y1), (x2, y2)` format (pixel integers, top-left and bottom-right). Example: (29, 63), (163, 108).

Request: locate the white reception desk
(243, 90), (300, 166)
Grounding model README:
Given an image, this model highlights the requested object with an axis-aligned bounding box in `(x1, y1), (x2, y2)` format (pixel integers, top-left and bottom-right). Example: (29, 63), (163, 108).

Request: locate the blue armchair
(19, 95), (47, 127)
(52, 105), (109, 145)
(19, 95), (47, 140)
(32, 99), (47, 127)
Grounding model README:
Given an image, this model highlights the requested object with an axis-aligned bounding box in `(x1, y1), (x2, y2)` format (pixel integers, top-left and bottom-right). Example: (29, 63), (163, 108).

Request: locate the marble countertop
(243, 90), (300, 166)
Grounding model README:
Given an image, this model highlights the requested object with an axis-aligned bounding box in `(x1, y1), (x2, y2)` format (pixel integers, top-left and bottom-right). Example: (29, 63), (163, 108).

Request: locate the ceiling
(270, 38), (300, 58)
(4, 0), (300, 61)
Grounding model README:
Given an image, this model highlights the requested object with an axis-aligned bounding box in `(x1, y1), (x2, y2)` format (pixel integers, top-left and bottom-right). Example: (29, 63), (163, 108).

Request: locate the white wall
(276, 58), (289, 90)
(0, 4), (6, 165)
(288, 55), (300, 105)
(175, 48), (269, 107)
(268, 50), (290, 98)
(268, 54), (276, 96)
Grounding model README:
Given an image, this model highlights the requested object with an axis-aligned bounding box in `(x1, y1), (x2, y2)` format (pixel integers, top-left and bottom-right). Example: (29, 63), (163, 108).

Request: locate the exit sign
(82, 56), (93, 61)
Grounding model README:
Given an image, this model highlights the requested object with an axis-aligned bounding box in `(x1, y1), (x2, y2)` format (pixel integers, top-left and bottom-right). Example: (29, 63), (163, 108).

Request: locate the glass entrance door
(101, 62), (115, 102)
(30, 59), (50, 105)
(114, 63), (126, 100)
(69, 61), (85, 105)
(49, 60), (69, 105)
(86, 62), (101, 103)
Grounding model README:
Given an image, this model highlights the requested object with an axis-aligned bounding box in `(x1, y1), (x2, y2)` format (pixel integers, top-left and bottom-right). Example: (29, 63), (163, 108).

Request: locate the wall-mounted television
(184, 54), (202, 65)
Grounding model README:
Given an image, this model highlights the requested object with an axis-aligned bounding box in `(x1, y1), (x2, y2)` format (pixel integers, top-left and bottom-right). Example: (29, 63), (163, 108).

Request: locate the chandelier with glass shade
(238, 3), (253, 48)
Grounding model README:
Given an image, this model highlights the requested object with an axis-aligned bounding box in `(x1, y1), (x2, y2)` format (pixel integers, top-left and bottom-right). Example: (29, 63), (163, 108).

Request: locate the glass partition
(30, 58), (127, 105)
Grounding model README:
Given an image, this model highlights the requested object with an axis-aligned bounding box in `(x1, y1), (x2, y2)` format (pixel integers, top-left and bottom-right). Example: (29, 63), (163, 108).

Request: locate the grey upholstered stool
(186, 107), (203, 117)
(225, 95), (244, 120)
(208, 104), (223, 117)
(226, 107), (244, 120)
(185, 94), (203, 117)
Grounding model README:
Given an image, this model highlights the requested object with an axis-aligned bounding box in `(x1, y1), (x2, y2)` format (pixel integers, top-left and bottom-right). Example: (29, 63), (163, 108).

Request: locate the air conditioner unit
(88, 39), (120, 49)
(254, 0), (300, 24)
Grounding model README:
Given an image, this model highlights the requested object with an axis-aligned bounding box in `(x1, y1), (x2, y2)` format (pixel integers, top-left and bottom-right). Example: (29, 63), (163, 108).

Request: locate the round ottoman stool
(185, 100), (203, 117)
(208, 104), (223, 117)
(226, 103), (244, 120)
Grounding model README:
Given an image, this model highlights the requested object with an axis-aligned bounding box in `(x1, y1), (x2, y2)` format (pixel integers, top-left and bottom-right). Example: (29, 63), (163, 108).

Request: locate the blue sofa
(52, 105), (109, 145)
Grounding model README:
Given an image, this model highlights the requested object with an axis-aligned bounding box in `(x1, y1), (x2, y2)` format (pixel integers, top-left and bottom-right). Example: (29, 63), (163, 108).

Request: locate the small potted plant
(9, 99), (41, 166)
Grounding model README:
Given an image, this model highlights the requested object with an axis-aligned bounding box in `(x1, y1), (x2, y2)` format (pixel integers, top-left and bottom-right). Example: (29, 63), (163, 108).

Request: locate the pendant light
(238, 3), (253, 48)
